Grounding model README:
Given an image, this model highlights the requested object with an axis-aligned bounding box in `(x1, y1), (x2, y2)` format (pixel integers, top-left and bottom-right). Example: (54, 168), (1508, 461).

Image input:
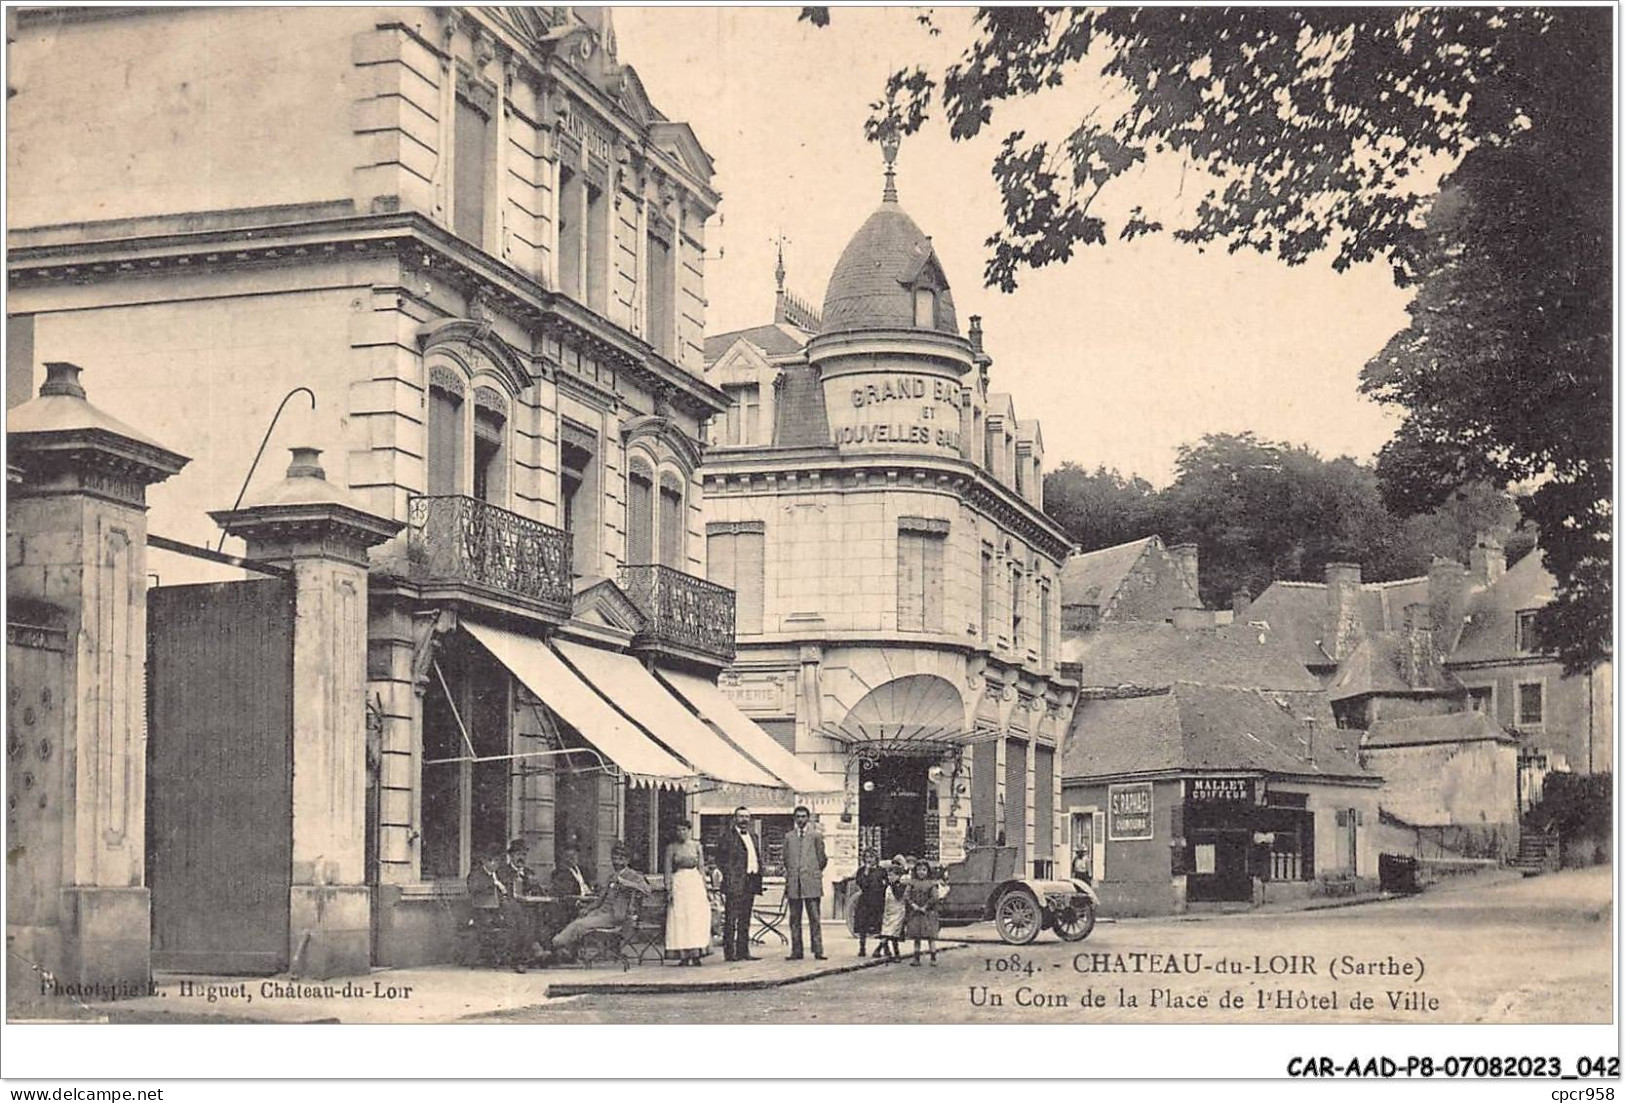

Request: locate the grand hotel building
(7, 6), (830, 983)
(698, 152), (1079, 889)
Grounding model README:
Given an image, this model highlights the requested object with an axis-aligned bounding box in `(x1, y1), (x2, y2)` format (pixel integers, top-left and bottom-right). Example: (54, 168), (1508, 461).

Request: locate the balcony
(406, 495), (572, 617)
(617, 564), (737, 665)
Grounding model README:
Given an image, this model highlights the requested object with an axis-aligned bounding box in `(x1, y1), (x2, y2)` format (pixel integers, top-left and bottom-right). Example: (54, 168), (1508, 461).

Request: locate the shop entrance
(1186, 829), (1253, 902)
(858, 756), (931, 860)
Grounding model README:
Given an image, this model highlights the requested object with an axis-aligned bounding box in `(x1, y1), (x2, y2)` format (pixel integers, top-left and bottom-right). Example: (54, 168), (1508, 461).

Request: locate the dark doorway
(859, 756), (930, 860)
(1186, 830), (1253, 903)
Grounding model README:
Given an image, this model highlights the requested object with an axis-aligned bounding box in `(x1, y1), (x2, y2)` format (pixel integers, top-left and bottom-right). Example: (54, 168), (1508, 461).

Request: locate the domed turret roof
(818, 197), (959, 337)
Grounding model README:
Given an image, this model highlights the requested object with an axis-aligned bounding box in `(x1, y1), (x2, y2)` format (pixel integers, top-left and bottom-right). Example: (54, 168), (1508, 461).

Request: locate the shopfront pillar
(213, 447), (400, 978)
(6, 362), (188, 999)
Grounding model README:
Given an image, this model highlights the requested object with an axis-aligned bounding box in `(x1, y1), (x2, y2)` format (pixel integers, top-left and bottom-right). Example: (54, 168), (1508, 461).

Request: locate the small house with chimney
(1059, 611), (1381, 915)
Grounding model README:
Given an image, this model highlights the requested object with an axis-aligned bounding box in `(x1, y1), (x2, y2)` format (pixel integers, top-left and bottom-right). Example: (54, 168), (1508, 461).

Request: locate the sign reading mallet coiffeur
(1188, 777), (1256, 803)
(1107, 783), (1154, 841)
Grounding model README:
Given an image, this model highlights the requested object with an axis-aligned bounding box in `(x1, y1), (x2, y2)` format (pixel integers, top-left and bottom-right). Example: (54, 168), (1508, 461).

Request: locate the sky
(614, 6), (1415, 487)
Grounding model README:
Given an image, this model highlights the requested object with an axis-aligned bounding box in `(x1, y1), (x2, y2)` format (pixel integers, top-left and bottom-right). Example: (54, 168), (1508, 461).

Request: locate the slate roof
(819, 201), (959, 336)
(703, 322), (812, 365)
(1452, 551), (1558, 663)
(1060, 537), (1156, 609)
(1061, 620), (1324, 693)
(771, 363), (832, 448)
(1363, 710), (1518, 749)
(1325, 632), (1467, 702)
(1062, 683), (1373, 782)
(1247, 575), (1431, 668)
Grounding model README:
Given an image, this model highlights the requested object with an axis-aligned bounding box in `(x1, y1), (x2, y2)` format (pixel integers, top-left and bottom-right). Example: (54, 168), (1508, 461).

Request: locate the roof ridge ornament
(880, 129), (901, 204)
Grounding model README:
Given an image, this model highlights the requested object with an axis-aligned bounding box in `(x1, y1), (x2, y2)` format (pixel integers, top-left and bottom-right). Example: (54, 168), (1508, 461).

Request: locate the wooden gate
(147, 579), (294, 974)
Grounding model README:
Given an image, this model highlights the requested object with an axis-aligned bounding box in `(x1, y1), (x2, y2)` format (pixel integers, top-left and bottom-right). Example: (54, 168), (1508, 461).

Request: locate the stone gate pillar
(212, 447), (399, 978)
(6, 362), (188, 1001)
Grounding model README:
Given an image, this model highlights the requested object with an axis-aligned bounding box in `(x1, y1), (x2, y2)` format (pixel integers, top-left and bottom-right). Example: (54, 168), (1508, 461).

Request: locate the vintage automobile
(938, 845), (1099, 944)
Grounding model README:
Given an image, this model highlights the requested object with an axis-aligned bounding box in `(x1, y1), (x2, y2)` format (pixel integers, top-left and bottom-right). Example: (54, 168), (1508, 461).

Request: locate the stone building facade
(697, 152), (1078, 889)
(9, 6), (817, 976)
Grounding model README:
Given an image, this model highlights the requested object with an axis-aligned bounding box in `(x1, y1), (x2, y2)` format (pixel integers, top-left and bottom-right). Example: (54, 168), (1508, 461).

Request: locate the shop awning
(657, 667), (842, 796)
(462, 621), (694, 790)
(552, 640), (783, 792)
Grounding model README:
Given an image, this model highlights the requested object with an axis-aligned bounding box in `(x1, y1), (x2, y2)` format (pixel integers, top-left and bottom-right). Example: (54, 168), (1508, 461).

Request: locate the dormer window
(913, 286), (937, 328)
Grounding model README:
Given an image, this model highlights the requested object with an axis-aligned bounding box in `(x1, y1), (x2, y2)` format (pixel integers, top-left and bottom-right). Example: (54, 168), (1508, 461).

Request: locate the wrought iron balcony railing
(406, 495), (572, 614)
(617, 563), (736, 663)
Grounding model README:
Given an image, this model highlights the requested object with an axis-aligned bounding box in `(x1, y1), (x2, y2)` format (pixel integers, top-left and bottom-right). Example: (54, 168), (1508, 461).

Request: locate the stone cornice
(9, 429), (190, 509)
(6, 211), (729, 420)
(701, 449), (1073, 564)
(211, 502), (403, 568)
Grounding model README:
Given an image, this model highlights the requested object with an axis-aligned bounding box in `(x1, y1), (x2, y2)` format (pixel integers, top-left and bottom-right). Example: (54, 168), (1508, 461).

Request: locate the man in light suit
(782, 804), (828, 961)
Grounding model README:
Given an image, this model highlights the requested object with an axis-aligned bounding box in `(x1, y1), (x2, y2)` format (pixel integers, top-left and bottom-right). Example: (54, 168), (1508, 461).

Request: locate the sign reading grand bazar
(4, 5), (1612, 1036)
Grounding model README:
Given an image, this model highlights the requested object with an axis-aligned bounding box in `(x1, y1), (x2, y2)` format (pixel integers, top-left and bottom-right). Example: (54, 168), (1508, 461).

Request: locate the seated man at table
(550, 842), (652, 958)
(495, 838), (542, 973)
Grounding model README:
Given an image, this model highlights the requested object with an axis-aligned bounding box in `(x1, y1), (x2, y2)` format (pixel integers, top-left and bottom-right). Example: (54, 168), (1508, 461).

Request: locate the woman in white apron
(663, 820), (710, 966)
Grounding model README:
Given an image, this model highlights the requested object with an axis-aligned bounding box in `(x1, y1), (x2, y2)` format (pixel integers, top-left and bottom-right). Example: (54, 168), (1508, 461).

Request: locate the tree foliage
(1043, 432), (1527, 609)
(804, 6), (1611, 671)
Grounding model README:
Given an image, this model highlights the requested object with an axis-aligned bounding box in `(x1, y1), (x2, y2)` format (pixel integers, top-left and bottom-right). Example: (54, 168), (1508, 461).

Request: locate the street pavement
(473, 866), (1613, 1025)
(56, 865), (1611, 1025)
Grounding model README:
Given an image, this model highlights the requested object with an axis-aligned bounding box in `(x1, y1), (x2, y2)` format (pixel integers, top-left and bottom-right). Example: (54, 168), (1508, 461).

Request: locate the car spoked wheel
(1052, 897), (1096, 942)
(994, 888), (1042, 945)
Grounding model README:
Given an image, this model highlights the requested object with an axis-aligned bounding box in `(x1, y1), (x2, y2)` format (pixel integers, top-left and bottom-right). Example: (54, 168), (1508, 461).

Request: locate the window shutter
(427, 387), (464, 497)
(627, 469), (653, 564)
(735, 530), (765, 635)
(658, 482), (684, 567)
(707, 531), (736, 589)
(922, 532), (944, 630)
(897, 532), (924, 630)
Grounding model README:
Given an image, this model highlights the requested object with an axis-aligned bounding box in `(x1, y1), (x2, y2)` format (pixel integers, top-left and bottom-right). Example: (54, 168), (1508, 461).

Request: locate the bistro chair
(750, 884), (789, 947)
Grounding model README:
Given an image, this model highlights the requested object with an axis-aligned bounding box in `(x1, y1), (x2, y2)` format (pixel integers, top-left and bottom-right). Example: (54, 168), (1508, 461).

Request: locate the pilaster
(6, 362), (188, 999)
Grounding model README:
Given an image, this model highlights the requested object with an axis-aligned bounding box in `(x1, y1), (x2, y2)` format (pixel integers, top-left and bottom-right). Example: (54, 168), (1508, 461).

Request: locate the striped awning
(463, 621), (693, 790)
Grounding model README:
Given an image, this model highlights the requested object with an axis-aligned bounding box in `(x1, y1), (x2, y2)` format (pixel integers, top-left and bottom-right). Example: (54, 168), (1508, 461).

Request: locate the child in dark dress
(850, 849), (887, 957)
(903, 858), (943, 966)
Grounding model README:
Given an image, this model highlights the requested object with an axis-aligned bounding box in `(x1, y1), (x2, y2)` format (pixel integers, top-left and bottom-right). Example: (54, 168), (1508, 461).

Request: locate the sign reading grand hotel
(832, 372), (964, 452)
(1107, 782), (1155, 841)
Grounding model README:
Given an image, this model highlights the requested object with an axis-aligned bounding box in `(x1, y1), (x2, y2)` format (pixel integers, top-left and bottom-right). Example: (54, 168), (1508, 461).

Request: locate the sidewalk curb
(544, 941), (973, 997)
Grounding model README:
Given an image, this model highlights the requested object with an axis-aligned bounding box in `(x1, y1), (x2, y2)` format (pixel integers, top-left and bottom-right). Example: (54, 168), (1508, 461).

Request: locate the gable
(709, 338), (775, 385)
(650, 121), (716, 182)
(571, 578), (646, 632)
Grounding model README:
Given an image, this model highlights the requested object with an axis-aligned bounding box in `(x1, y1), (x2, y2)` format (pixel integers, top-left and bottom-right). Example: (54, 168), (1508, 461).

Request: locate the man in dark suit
(714, 806), (763, 962)
(493, 838), (539, 973)
(465, 851), (506, 967)
(781, 804), (828, 961)
(546, 842), (594, 944)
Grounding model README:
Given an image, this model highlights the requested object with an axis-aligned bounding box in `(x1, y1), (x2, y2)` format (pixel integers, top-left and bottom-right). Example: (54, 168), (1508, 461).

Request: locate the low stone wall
(373, 886), (469, 969)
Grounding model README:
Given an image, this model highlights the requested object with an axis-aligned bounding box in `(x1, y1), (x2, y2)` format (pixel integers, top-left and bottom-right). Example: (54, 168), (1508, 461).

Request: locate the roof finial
(772, 232), (790, 322)
(880, 129), (901, 203)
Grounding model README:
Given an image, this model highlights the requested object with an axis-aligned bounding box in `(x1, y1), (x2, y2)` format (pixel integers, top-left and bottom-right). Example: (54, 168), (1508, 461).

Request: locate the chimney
(1169, 543), (1200, 597)
(968, 315), (984, 355)
(1171, 607), (1215, 631)
(1304, 716), (1317, 766)
(1428, 557), (1469, 656)
(1231, 588), (1252, 620)
(1470, 533), (1506, 588)
(1323, 561), (1364, 661)
(1401, 602), (1435, 687)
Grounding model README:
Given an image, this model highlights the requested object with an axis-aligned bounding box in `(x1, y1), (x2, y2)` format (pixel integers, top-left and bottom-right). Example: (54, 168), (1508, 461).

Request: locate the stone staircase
(1511, 828), (1560, 876)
